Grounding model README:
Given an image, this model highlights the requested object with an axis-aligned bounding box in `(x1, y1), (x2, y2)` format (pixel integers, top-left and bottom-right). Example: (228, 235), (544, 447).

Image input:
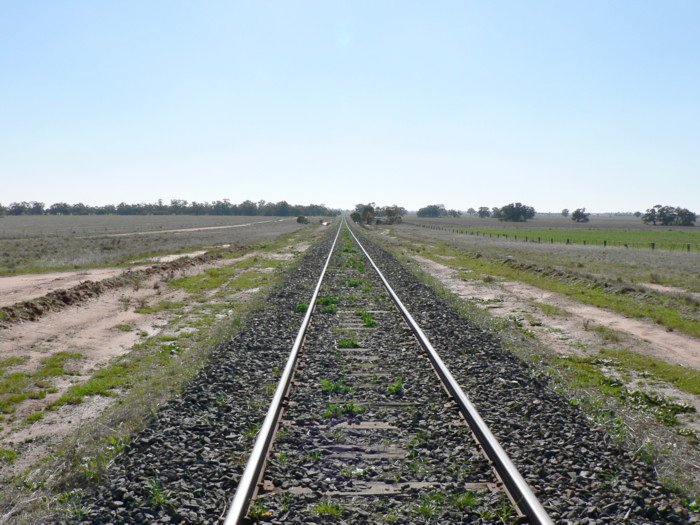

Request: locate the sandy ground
(411, 255), (700, 432)
(0, 250), (214, 308)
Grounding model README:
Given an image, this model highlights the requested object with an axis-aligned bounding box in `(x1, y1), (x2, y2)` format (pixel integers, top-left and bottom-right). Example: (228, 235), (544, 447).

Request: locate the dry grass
(0, 215), (310, 275)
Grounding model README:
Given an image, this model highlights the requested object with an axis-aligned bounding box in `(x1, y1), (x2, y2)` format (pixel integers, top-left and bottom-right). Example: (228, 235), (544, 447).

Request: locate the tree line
(421, 202), (536, 222)
(415, 202), (696, 226)
(0, 199), (340, 217)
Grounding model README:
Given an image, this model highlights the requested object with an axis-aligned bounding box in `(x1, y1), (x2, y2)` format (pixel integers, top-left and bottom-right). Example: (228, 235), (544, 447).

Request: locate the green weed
(355, 309), (377, 327)
(323, 401), (366, 418)
(0, 448), (18, 463)
(312, 500), (344, 518)
(320, 378), (353, 394)
(387, 377), (404, 396)
(337, 338), (359, 348)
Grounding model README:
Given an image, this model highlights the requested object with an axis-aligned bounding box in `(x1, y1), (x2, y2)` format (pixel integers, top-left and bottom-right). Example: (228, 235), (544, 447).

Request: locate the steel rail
(223, 222), (343, 525)
(346, 222), (554, 525)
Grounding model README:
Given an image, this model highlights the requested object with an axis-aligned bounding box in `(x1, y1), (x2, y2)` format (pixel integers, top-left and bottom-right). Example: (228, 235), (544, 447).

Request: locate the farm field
(405, 215), (700, 251)
(0, 215), (316, 275)
(363, 222), (700, 500)
(0, 220), (331, 522)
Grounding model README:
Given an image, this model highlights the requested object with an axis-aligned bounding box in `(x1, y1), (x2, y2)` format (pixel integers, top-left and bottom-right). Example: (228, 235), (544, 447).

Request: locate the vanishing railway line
(225, 222), (551, 524)
(74, 220), (690, 525)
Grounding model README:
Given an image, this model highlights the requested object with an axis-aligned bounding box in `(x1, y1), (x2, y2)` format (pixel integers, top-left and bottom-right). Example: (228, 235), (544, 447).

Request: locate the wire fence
(403, 222), (700, 253)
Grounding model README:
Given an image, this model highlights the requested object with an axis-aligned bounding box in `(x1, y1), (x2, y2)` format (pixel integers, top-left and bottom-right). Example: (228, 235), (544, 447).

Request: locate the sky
(1, 1), (698, 212)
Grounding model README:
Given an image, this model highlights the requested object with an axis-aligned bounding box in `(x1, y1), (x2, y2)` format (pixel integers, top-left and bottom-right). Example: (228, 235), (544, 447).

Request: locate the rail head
(223, 222), (343, 525)
(346, 223), (553, 525)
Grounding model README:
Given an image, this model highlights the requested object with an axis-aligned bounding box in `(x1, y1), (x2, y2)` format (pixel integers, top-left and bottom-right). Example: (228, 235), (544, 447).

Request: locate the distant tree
(354, 203), (375, 224)
(350, 211), (362, 223)
(71, 202), (91, 215)
(561, 208), (570, 217)
(491, 207), (501, 218)
(48, 202), (71, 215)
(417, 204), (447, 218)
(466, 207), (476, 216)
(495, 203), (536, 222)
(379, 205), (405, 224)
(237, 199), (256, 215)
(170, 199), (188, 214)
(446, 209), (462, 217)
(8, 202), (29, 215)
(571, 208), (590, 222)
(633, 211), (642, 218)
(642, 205), (696, 226)
(0, 203), (5, 217)
(477, 207), (491, 218)
(675, 207), (697, 226)
(28, 201), (45, 215)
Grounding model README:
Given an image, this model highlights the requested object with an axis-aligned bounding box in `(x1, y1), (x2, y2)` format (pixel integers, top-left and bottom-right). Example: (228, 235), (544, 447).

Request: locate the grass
(294, 302), (308, 313)
(453, 491), (480, 510)
(355, 309), (377, 327)
(318, 295), (339, 314)
(593, 325), (625, 343)
(320, 378), (353, 394)
(0, 214), (307, 275)
(556, 354), (695, 427)
(147, 478), (171, 509)
(411, 220), (700, 250)
(387, 377), (404, 396)
(420, 247), (700, 338)
(135, 300), (184, 314)
(312, 500), (344, 518)
(599, 348), (700, 396)
(0, 352), (82, 415)
(337, 338), (359, 348)
(0, 448), (18, 463)
(531, 301), (569, 317)
(114, 323), (133, 332)
(345, 256), (367, 273)
(169, 266), (236, 292)
(248, 499), (272, 520)
(323, 401), (366, 418)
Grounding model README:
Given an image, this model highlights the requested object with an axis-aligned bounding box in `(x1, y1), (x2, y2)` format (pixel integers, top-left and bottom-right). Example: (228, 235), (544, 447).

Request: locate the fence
(402, 222), (699, 253)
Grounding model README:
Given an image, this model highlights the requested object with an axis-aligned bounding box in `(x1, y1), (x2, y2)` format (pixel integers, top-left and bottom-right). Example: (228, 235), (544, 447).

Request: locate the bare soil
(0, 250), (211, 307)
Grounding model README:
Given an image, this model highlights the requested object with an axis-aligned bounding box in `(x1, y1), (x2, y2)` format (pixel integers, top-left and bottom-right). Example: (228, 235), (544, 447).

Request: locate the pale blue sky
(1, 1), (698, 212)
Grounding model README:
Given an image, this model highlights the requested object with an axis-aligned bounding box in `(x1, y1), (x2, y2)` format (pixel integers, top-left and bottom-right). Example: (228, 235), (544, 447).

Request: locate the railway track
(225, 222), (551, 524)
(73, 219), (691, 525)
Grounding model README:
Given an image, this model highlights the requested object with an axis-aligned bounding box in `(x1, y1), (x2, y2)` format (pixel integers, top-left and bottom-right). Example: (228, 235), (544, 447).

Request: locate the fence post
(651, 242), (655, 250)
(583, 240), (586, 246)
(566, 238), (570, 244)
(604, 240), (607, 247)
(538, 237), (541, 243)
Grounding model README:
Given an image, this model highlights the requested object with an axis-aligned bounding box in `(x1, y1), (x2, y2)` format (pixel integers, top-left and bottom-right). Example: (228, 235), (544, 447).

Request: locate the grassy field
(0, 215), (320, 275)
(405, 215), (700, 251)
(394, 222), (700, 293)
